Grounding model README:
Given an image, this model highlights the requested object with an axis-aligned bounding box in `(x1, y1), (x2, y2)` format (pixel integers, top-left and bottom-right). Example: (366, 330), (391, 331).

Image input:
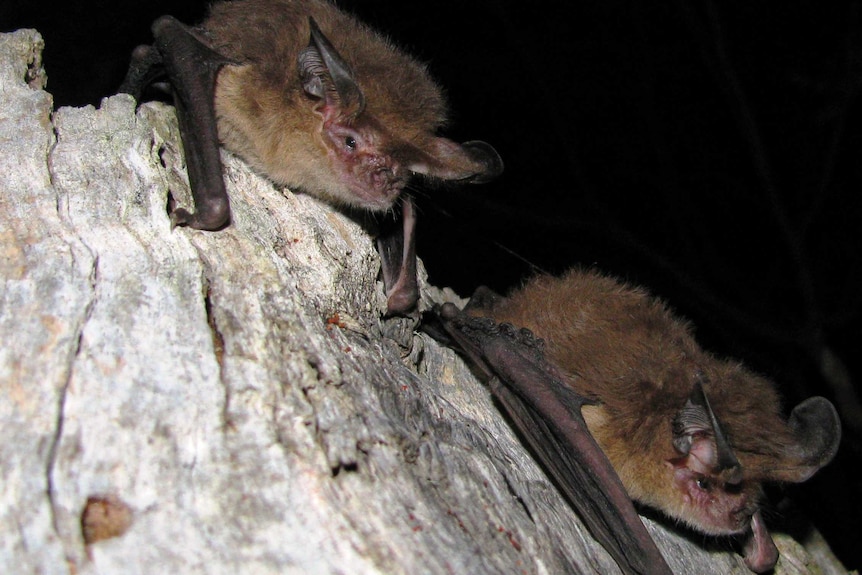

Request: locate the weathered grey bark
(0, 29), (848, 575)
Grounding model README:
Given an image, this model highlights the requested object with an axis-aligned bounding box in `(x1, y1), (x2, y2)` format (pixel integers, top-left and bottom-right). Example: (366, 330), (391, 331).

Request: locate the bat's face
(489, 269), (841, 572)
(603, 373), (770, 540)
(211, 16), (502, 213)
(655, 374), (763, 537)
(594, 351), (838, 573)
(313, 114), (502, 212)
(213, 15), (501, 213)
(633, 360), (839, 573)
(659, 418), (781, 573)
(317, 115), (408, 210)
(662, 454), (797, 571)
(665, 459), (761, 535)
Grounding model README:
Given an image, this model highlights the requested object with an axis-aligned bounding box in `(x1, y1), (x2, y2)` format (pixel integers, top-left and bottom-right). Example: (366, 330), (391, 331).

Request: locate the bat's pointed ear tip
(462, 140), (503, 183)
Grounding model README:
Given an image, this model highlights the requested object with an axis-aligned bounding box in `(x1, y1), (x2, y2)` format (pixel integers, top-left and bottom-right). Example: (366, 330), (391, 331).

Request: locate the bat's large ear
(405, 137), (503, 184)
(671, 380), (743, 484)
(769, 396), (841, 483)
(298, 17), (365, 119)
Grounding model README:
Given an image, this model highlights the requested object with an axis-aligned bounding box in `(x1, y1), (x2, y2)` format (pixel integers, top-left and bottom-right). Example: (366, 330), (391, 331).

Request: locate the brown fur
(200, 0), (474, 207)
(475, 268), (817, 535)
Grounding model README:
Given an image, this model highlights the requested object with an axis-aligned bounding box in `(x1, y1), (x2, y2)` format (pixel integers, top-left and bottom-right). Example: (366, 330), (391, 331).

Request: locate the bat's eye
(344, 136), (357, 150)
(695, 477), (712, 491)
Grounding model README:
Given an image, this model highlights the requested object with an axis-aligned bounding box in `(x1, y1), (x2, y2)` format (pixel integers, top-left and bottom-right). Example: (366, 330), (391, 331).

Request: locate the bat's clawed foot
(380, 312), (421, 354)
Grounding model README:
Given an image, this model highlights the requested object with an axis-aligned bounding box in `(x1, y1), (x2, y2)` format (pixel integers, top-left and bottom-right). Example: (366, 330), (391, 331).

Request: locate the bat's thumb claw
(169, 207), (191, 228)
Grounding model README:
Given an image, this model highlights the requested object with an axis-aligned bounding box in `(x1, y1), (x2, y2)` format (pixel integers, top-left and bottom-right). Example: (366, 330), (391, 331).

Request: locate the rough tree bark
(0, 29), (848, 575)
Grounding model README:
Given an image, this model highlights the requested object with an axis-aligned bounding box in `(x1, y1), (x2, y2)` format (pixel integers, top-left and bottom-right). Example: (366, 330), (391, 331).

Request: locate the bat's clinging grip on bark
(429, 269), (841, 574)
(120, 0), (503, 314)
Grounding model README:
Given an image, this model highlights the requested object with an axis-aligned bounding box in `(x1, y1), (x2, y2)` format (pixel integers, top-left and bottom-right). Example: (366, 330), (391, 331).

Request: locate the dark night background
(3, 0), (861, 569)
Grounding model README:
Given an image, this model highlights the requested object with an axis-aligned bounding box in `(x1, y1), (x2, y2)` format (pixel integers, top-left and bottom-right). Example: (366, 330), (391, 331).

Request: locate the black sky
(3, 0), (861, 569)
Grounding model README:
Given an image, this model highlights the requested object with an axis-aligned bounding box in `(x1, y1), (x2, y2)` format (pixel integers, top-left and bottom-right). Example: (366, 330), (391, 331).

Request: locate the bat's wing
(376, 197), (419, 315)
(428, 302), (672, 575)
(121, 16), (233, 230)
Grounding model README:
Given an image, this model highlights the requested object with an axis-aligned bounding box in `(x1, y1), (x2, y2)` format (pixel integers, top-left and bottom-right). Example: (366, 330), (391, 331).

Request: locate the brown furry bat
(432, 268), (840, 574)
(121, 0), (502, 313)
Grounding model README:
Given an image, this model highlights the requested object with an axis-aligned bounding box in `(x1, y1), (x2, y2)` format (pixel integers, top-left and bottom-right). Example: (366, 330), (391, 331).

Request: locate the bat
(429, 268), (841, 574)
(120, 0), (503, 314)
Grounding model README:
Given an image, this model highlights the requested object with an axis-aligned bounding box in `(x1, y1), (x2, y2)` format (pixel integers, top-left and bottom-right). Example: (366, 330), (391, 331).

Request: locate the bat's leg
(376, 196), (419, 315)
(432, 304), (672, 575)
(149, 16), (233, 230)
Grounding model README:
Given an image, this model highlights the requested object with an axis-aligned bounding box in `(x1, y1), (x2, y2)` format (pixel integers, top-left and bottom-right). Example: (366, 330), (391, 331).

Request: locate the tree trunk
(0, 29), (847, 575)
